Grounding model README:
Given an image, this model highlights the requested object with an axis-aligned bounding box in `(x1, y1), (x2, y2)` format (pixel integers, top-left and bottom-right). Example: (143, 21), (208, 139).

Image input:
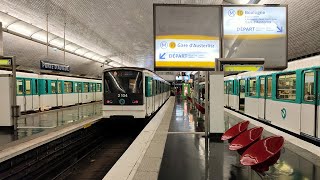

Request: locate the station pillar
(209, 72), (225, 140)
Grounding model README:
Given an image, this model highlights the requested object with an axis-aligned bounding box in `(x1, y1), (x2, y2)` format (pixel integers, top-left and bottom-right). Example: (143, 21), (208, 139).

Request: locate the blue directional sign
(223, 6), (287, 37)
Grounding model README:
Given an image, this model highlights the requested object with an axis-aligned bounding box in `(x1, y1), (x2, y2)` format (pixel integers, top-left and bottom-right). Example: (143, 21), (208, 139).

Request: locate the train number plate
(118, 94), (128, 98)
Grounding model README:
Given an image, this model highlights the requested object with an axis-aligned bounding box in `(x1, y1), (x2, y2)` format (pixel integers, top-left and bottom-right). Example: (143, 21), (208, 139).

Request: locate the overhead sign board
(0, 59), (12, 66)
(224, 6), (286, 37)
(222, 5), (288, 70)
(40, 61), (70, 72)
(155, 35), (219, 69)
(154, 5), (221, 71)
(223, 65), (263, 72)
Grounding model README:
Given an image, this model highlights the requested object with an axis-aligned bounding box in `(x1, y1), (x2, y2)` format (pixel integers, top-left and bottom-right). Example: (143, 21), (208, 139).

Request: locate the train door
(76, 82), (82, 104)
(24, 79), (33, 111)
(153, 79), (156, 112)
(258, 77), (266, 120)
(238, 79), (245, 112)
(93, 83), (97, 101)
(51, 80), (58, 107)
(300, 70), (319, 138)
(57, 81), (63, 106)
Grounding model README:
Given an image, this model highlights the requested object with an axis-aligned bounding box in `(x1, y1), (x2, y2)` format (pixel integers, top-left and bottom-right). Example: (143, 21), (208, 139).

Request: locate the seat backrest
(221, 121), (250, 141)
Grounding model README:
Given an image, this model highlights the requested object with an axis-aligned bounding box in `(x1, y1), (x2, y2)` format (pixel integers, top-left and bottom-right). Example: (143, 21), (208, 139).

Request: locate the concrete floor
(158, 97), (320, 180)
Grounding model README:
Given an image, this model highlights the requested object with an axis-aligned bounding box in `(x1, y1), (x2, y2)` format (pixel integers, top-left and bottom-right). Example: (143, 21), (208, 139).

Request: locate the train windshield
(104, 70), (143, 93)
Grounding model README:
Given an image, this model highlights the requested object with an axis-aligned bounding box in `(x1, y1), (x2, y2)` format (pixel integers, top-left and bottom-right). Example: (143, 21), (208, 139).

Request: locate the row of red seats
(187, 96), (205, 114)
(221, 121), (284, 173)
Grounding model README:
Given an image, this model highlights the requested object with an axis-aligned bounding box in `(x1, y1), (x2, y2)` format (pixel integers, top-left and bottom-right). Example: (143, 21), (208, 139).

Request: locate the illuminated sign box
(0, 59), (11, 66)
(222, 5), (288, 70)
(154, 4), (221, 71)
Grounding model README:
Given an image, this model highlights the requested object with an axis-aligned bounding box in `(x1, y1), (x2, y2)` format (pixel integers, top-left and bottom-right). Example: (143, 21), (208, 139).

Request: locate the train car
(102, 67), (170, 119)
(0, 70), (102, 112)
(224, 55), (320, 141)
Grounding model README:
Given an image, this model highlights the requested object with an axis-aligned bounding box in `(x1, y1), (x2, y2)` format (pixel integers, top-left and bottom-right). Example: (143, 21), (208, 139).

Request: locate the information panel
(154, 5), (221, 71)
(155, 35), (219, 69)
(224, 6), (286, 37)
(223, 5), (288, 70)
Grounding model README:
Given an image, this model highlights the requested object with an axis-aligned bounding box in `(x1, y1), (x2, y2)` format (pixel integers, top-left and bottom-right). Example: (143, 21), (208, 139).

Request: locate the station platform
(0, 102), (102, 163)
(105, 96), (320, 180)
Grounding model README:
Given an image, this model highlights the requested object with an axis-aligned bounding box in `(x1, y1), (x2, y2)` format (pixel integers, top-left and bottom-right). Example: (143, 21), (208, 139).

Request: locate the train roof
(103, 67), (169, 83)
(225, 55), (320, 79)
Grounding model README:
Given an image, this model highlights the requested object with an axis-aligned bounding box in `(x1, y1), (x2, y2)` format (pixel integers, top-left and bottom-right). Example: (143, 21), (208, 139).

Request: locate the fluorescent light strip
(0, 11), (124, 67)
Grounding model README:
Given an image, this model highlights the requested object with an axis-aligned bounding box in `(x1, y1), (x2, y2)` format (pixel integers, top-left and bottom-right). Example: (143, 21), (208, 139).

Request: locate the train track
(42, 118), (147, 180)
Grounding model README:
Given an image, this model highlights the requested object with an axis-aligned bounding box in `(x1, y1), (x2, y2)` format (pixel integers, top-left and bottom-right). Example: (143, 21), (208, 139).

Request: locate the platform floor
(0, 102), (101, 146)
(158, 97), (320, 180)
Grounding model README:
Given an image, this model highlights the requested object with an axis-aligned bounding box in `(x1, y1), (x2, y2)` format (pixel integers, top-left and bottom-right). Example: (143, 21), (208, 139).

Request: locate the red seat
(240, 136), (284, 173)
(229, 127), (263, 154)
(221, 121), (249, 141)
(187, 96), (193, 103)
(195, 102), (205, 114)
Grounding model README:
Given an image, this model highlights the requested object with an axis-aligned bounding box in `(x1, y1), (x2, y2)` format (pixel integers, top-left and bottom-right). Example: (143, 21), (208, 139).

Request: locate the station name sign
(223, 6), (287, 38)
(40, 61), (70, 72)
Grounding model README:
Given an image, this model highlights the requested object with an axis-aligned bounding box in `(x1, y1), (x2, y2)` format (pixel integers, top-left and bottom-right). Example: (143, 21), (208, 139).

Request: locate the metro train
(0, 70), (102, 112)
(102, 67), (170, 119)
(224, 55), (320, 141)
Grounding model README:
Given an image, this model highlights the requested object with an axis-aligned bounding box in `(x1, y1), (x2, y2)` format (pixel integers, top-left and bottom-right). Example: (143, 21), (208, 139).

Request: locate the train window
(64, 81), (73, 93)
(260, 77), (265, 97)
(17, 80), (24, 95)
(93, 84), (96, 92)
(276, 73), (296, 100)
(224, 82), (227, 94)
(35, 79), (38, 94)
(240, 79), (245, 98)
(51, 81), (57, 94)
(104, 70), (142, 94)
(44, 80), (48, 94)
(228, 81), (233, 94)
(84, 83), (89, 93)
(304, 72), (315, 101)
(249, 78), (256, 96)
(57, 81), (62, 94)
(25, 80), (31, 95)
(78, 83), (82, 93)
(97, 83), (101, 92)
(74, 83), (78, 93)
(266, 77), (272, 98)
(89, 83), (93, 92)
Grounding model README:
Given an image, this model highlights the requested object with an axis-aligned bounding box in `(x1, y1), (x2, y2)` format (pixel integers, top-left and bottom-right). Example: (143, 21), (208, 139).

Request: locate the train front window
(104, 70), (143, 94)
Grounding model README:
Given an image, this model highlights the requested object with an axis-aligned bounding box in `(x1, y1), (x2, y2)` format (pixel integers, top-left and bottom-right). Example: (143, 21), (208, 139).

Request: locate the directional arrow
(276, 26), (283, 32)
(159, 53), (166, 60)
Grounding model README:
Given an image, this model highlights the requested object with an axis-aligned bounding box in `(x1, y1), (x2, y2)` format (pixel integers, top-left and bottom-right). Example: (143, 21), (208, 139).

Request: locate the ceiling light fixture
(0, 11), (122, 67)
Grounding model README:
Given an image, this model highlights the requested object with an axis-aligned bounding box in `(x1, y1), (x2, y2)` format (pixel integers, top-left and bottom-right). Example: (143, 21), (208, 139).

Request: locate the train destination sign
(155, 35), (220, 69)
(223, 6), (286, 38)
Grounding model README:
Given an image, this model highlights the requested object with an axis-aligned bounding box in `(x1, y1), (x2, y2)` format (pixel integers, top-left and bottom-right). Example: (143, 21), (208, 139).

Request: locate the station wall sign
(155, 35), (219, 70)
(154, 5), (221, 71)
(40, 61), (70, 72)
(223, 6), (286, 38)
